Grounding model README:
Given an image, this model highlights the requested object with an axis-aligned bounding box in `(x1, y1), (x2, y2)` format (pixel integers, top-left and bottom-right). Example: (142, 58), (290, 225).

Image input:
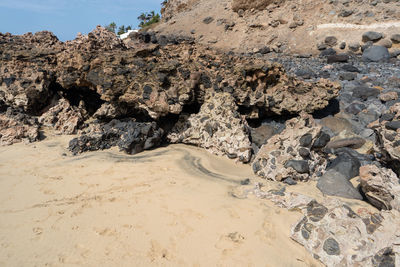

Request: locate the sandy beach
(0, 133), (328, 266)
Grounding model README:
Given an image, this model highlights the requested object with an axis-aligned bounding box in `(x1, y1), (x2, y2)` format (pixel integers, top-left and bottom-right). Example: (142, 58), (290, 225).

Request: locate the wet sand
(0, 134), (325, 266)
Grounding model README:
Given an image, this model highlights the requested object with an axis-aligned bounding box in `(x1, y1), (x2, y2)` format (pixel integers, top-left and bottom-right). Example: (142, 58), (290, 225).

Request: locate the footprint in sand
(32, 227), (43, 235)
(215, 232), (245, 254)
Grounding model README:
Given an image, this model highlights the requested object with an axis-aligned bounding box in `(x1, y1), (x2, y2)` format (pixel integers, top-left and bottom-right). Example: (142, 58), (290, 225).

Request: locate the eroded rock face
(0, 32), (59, 114)
(291, 199), (400, 267)
(252, 113), (328, 181)
(360, 165), (400, 211)
(0, 26), (340, 121)
(39, 98), (86, 135)
(68, 119), (163, 155)
(369, 103), (400, 174)
(168, 92), (252, 162)
(0, 108), (40, 145)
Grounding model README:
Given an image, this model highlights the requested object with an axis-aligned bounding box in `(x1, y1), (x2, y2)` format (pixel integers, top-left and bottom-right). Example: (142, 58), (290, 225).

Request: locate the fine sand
(0, 134), (329, 266)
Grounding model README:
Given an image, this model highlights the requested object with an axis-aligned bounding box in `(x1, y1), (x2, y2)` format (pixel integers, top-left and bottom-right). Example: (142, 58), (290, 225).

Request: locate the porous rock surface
(168, 92), (252, 162)
(0, 26), (340, 121)
(252, 113), (328, 181)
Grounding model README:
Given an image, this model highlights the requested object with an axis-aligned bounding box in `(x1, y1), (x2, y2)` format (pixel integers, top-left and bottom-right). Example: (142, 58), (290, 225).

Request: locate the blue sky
(0, 0), (163, 41)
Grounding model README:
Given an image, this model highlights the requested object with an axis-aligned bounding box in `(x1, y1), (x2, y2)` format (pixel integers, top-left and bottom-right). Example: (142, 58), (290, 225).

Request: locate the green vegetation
(104, 8), (161, 35)
(105, 22), (133, 35)
(137, 11), (161, 29)
(105, 22), (117, 33)
(117, 25), (133, 35)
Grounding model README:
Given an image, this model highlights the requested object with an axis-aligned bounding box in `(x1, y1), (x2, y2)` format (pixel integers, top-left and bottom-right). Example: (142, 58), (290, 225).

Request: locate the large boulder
(168, 92), (252, 162)
(362, 45), (390, 62)
(362, 31), (383, 43)
(252, 113), (328, 181)
(317, 169), (362, 200)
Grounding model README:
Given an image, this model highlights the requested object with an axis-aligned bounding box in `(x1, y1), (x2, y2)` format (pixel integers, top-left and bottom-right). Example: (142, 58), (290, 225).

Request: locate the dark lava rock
(250, 124), (276, 148)
(240, 178), (251, 185)
(345, 102), (366, 115)
(306, 200), (328, 222)
(391, 34), (400, 44)
(362, 45), (390, 62)
(352, 86), (380, 101)
(317, 43), (328, 50)
(323, 238), (341, 256)
(312, 131), (330, 149)
(339, 9), (353, 17)
(324, 147), (375, 167)
(362, 31), (383, 42)
(327, 54), (349, 63)
(372, 247), (396, 267)
(339, 72), (357, 81)
(68, 120), (163, 155)
(284, 160), (310, 174)
(385, 121), (400, 131)
(258, 46), (271, 54)
(325, 36), (338, 46)
(317, 169), (363, 200)
(339, 42), (346, 50)
(283, 177), (297, 185)
(295, 69), (315, 79)
(380, 113), (395, 122)
(299, 133), (313, 147)
(326, 152), (361, 179)
(320, 48), (337, 57)
(341, 64), (360, 73)
(203, 16), (214, 24)
(298, 147), (310, 158)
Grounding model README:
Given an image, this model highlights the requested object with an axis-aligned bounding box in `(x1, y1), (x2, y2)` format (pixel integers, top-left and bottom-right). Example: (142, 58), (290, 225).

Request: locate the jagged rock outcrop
(369, 103), (400, 174)
(0, 108), (40, 145)
(252, 113), (328, 181)
(0, 26), (340, 122)
(360, 164), (400, 211)
(39, 98), (86, 135)
(68, 119), (163, 155)
(168, 92), (252, 162)
(0, 31), (60, 114)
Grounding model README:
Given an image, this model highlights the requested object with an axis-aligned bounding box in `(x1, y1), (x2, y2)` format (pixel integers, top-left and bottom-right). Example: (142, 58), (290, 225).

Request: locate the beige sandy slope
(155, 0), (400, 54)
(0, 135), (324, 266)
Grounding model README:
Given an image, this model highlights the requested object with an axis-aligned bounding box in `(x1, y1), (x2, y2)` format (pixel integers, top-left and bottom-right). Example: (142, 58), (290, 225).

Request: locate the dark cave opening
(48, 82), (104, 116)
